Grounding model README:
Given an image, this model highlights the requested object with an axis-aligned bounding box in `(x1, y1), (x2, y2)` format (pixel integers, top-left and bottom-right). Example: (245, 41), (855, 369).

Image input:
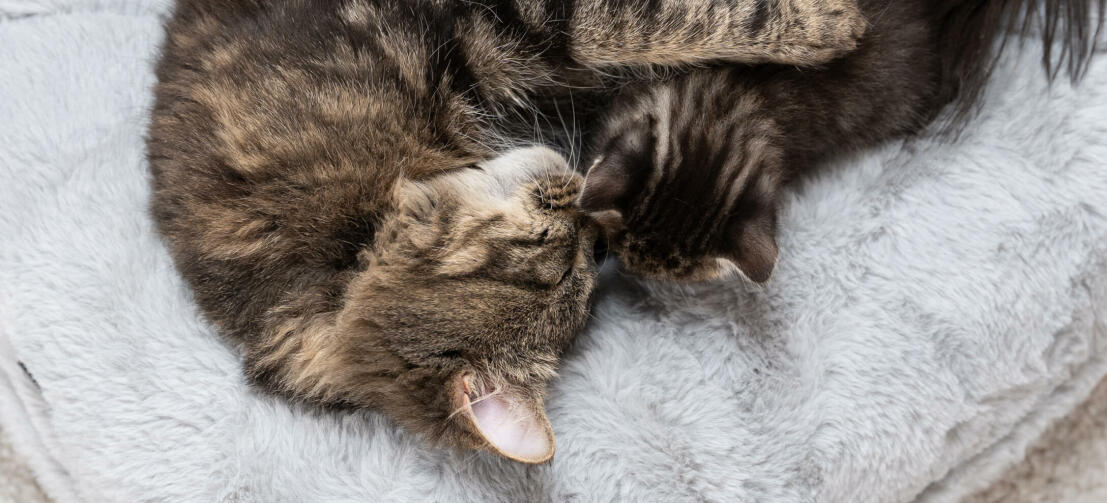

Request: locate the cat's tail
(932, 0), (1105, 126)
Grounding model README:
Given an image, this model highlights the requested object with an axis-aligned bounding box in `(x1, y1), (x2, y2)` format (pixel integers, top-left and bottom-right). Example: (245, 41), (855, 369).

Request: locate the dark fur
(581, 0), (1105, 282)
(148, 0), (869, 461)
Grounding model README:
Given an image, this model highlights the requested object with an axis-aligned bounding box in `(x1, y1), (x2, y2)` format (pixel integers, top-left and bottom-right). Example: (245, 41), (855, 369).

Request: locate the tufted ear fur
(578, 154), (631, 213)
(578, 116), (657, 214)
(451, 373), (555, 464)
(721, 208), (778, 284)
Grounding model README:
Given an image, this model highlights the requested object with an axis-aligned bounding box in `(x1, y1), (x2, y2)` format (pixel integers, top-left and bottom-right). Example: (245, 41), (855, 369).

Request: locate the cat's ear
(721, 209), (779, 284)
(579, 117), (657, 213)
(578, 153), (631, 213)
(452, 374), (555, 463)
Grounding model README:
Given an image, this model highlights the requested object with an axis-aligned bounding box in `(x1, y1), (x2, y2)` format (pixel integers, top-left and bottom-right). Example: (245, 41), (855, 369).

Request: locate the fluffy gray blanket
(2, 2), (1106, 502)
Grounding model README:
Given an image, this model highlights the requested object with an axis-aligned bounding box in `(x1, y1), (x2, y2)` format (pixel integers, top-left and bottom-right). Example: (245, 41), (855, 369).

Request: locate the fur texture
(147, 0), (869, 460)
(3, 4), (1107, 501)
(581, 0), (1105, 282)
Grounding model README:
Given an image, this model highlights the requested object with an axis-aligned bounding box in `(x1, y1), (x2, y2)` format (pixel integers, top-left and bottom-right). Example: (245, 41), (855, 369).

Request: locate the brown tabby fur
(581, 0), (1105, 282)
(148, 0), (867, 461)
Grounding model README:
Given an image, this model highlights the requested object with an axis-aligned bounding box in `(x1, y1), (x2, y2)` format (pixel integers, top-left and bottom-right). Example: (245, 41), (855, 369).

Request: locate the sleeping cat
(148, 0), (867, 462)
(580, 0), (1105, 282)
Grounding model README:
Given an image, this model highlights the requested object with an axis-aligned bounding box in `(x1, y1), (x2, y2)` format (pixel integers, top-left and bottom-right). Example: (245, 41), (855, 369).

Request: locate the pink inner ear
(470, 394), (554, 463)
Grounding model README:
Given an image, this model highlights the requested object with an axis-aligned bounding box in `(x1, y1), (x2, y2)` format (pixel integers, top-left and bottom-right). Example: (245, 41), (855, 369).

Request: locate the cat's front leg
(562, 0), (868, 68)
(448, 0), (864, 105)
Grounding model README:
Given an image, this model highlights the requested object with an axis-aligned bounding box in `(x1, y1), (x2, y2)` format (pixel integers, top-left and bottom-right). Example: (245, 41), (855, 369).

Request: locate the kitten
(580, 0), (1105, 282)
(148, 0), (867, 462)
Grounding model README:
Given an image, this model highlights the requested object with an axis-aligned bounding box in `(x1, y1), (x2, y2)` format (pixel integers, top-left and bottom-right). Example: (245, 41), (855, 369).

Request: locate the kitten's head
(340, 147), (598, 463)
(579, 85), (783, 283)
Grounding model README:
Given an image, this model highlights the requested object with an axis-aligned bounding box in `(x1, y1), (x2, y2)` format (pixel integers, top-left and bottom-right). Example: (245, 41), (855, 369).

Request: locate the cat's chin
(708, 257), (772, 285)
(616, 255), (773, 284)
(661, 257), (775, 284)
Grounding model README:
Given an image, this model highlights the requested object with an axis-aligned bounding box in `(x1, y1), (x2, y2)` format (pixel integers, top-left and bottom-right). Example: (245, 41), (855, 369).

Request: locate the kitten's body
(149, 0), (867, 461)
(582, 0), (1105, 281)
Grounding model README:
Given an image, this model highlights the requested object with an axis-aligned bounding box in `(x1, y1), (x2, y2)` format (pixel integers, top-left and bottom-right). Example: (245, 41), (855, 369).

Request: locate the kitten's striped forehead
(626, 88), (778, 248)
(579, 73), (784, 282)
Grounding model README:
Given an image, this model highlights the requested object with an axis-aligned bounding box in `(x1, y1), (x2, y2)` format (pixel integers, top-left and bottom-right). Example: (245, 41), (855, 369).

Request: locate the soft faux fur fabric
(1, 2), (1106, 502)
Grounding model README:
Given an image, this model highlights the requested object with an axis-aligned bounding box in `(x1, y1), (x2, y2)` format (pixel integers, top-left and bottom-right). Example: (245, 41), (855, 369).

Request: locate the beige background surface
(0, 427), (49, 503)
(965, 375), (1107, 503)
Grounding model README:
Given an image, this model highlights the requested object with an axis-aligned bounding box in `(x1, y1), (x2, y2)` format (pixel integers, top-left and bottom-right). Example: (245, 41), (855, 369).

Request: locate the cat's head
(339, 147), (598, 463)
(578, 84), (783, 283)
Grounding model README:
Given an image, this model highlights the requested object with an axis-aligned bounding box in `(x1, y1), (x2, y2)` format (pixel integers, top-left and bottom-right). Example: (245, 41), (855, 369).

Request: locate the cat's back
(149, 0), (446, 184)
(146, 0), (471, 338)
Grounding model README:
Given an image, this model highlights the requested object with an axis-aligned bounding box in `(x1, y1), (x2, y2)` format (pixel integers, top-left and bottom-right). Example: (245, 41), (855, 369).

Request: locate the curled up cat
(148, 0), (867, 462)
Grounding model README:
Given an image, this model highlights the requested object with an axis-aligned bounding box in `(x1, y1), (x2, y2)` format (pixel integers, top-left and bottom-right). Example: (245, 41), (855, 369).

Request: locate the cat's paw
(773, 0), (867, 65)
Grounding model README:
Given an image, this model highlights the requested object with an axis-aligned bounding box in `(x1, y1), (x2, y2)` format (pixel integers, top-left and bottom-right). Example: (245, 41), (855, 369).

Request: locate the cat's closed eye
(511, 228), (549, 246)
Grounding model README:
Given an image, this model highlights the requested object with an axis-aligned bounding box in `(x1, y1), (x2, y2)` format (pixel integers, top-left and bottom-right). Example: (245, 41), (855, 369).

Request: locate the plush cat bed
(2, 2), (1106, 502)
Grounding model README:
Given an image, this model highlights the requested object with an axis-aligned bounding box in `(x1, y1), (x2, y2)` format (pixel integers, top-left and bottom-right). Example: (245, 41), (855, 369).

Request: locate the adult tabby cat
(148, 0), (865, 462)
(581, 0), (1105, 282)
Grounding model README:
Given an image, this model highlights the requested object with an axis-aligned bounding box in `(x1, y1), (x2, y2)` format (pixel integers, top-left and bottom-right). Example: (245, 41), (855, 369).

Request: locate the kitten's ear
(721, 209), (779, 284)
(451, 374), (555, 464)
(578, 154), (631, 213)
(579, 117), (657, 213)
